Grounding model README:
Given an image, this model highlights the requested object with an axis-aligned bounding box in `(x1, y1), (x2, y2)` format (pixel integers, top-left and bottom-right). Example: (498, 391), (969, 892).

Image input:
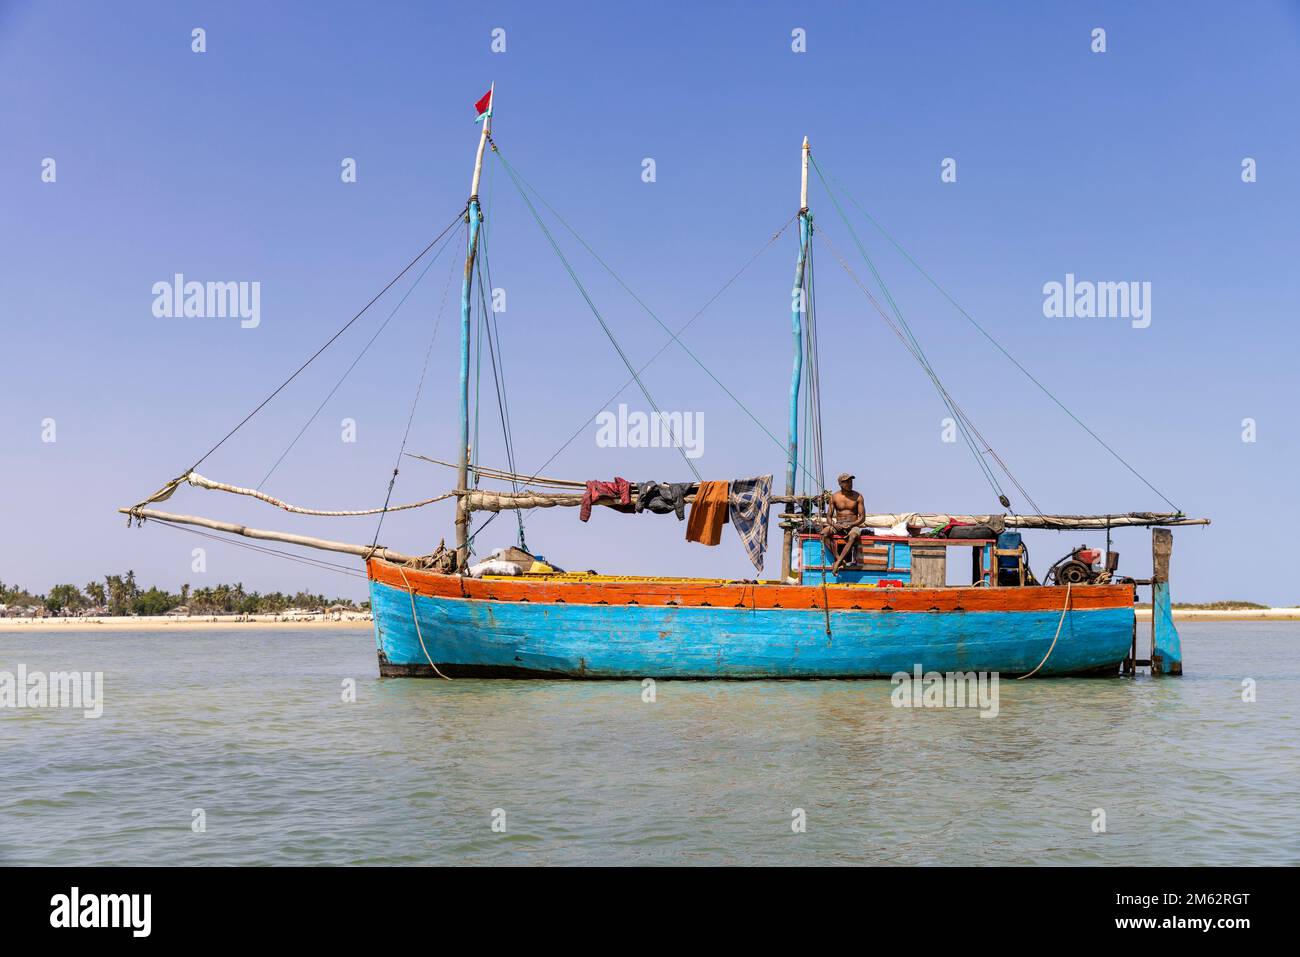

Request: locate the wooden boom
(118, 507), (422, 564)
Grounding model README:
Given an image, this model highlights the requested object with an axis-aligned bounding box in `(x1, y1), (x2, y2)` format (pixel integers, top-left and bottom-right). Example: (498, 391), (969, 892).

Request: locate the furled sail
(460, 488), (1205, 530)
(131, 471), (455, 517)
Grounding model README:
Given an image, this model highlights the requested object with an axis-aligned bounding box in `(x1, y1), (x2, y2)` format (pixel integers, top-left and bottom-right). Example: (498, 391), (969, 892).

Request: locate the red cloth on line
(474, 89), (493, 116)
(580, 477), (633, 522)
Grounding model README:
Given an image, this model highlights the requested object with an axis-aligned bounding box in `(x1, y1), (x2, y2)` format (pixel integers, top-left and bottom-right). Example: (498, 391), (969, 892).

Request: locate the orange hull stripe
(367, 560), (1133, 612)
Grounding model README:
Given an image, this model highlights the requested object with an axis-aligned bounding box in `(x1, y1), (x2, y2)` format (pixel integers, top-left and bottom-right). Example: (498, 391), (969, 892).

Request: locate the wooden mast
(456, 83), (493, 567)
(781, 136), (812, 582)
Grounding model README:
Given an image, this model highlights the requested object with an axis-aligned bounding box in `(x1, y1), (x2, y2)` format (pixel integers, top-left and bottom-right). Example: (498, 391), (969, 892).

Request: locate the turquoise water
(2, 623), (1297, 865)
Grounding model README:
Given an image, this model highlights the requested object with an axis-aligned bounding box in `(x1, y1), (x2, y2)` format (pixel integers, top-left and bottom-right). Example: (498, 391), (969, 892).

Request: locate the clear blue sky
(2, 1), (1297, 603)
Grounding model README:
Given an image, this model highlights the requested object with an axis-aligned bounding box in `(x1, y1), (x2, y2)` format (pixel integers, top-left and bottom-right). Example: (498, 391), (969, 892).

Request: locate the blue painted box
(799, 536), (912, 586)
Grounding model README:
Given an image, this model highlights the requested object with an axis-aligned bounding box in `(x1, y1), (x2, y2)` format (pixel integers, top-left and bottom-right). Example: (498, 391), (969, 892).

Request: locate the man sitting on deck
(820, 472), (867, 574)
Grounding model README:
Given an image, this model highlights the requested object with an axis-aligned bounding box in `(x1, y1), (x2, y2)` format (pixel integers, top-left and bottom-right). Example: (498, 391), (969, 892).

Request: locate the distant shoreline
(1134, 608), (1299, 621)
(0, 614), (372, 631)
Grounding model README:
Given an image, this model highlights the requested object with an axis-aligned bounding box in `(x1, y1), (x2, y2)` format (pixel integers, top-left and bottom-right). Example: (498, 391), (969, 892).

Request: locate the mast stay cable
(817, 227), (1044, 515)
(257, 221), (463, 490)
(465, 213), (802, 549)
(474, 186), (528, 550)
(811, 155), (1179, 514)
(493, 144), (805, 479)
(812, 160), (1013, 511)
(492, 144), (703, 482)
(131, 207), (469, 516)
(369, 222), (463, 555)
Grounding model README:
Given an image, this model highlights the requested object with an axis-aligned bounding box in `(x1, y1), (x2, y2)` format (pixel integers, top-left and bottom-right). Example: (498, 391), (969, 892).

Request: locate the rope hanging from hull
(397, 564), (452, 680)
(1018, 582), (1073, 679)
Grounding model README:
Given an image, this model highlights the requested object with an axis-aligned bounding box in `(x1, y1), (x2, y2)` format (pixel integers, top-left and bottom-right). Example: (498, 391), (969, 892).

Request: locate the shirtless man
(821, 472), (867, 574)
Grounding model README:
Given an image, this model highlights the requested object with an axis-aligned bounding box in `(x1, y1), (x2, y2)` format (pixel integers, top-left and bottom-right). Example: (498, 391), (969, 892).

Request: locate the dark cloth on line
(635, 481), (691, 521)
(580, 477), (633, 523)
(729, 475), (773, 573)
(686, 480), (730, 546)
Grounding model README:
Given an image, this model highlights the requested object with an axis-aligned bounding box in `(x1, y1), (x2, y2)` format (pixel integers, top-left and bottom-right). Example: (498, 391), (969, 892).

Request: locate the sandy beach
(0, 614), (373, 631)
(1134, 607), (1300, 622)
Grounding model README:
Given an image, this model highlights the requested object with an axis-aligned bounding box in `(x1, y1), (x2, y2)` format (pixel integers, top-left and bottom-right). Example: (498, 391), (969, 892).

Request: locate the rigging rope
(508, 211), (812, 517)
(811, 160), (1013, 510)
(804, 231), (826, 495)
(474, 196), (527, 549)
(493, 144), (803, 480)
(370, 223), (462, 552)
(492, 142), (701, 482)
(483, 209), (816, 543)
(177, 207), (468, 480)
(257, 221), (463, 490)
(485, 143), (826, 529)
(472, 147), (501, 493)
(817, 228), (1044, 515)
(149, 519), (369, 580)
(811, 156), (1180, 514)
(402, 453), (584, 489)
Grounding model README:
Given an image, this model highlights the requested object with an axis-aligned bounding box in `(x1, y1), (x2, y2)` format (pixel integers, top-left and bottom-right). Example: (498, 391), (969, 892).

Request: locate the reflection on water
(1, 623), (1297, 865)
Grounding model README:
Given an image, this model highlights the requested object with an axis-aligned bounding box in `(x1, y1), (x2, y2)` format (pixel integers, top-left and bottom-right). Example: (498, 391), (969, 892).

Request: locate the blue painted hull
(368, 577), (1133, 679)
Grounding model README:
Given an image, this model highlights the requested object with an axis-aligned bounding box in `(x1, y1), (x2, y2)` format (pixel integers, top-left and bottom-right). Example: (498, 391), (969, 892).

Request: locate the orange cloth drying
(685, 481), (730, 546)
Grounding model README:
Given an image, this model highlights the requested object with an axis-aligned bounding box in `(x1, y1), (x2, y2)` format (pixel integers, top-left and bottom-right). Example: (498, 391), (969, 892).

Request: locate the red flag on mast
(474, 89), (492, 122)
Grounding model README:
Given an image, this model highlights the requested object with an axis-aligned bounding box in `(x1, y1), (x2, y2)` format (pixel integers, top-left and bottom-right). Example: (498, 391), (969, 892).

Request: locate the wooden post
(1150, 527), (1183, 675)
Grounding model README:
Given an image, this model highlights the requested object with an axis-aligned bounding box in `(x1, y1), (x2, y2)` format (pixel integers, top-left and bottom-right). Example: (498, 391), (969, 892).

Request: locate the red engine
(1049, 545), (1119, 585)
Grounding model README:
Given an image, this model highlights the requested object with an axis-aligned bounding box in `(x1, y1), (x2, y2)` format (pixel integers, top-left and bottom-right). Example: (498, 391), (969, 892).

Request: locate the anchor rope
(397, 564), (451, 680)
(1018, 582), (1073, 679)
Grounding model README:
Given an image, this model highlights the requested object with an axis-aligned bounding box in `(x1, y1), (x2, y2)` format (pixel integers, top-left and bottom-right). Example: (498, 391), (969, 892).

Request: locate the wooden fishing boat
(121, 88), (1205, 678)
(367, 561), (1137, 679)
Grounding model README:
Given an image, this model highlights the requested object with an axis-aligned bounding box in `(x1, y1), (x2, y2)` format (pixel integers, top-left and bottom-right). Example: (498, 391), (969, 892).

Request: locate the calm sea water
(2, 622), (1297, 866)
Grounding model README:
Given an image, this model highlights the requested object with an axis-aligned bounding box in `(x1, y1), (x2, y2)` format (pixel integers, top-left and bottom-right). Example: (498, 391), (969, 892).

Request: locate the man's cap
(837, 472), (854, 483)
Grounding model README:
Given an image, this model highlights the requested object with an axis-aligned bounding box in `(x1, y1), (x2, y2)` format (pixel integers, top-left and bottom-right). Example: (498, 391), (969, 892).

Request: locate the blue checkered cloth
(728, 475), (773, 573)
